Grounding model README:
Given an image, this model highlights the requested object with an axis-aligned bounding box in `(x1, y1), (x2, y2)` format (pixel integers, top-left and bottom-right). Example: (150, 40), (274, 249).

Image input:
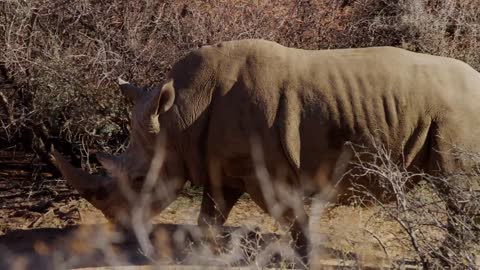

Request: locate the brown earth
(0, 151), (424, 269)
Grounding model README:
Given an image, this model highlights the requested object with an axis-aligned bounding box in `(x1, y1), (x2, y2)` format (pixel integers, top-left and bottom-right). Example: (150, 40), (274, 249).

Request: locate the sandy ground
(0, 151), (442, 269)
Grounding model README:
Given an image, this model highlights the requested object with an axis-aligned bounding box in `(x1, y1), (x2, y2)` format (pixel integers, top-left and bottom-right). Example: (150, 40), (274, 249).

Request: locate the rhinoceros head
(51, 78), (186, 227)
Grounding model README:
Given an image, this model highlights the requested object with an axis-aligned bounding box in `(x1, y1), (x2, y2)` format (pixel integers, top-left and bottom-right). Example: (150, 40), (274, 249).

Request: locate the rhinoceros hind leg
(427, 121), (479, 268)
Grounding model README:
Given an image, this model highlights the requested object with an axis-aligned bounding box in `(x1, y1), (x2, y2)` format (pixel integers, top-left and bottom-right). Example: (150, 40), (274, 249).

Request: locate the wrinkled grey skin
(52, 39), (480, 266)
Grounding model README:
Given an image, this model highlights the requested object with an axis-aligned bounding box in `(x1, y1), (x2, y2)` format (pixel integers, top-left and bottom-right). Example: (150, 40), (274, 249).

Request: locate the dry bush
(7, 138), (473, 269)
(1, 0), (480, 268)
(1, 0), (480, 167)
(342, 141), (480, 269)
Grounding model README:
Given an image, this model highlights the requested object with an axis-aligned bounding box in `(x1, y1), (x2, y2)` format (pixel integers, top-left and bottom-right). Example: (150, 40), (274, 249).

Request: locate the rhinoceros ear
(149, 80), (175, 115)
(118, 77), (143, 103)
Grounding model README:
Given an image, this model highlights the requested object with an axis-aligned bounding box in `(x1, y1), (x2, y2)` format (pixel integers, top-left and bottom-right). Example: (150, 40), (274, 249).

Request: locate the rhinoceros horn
(96, 152), (121, 175)
(50, 149), (112, 195)
(118, 77), (144, 102)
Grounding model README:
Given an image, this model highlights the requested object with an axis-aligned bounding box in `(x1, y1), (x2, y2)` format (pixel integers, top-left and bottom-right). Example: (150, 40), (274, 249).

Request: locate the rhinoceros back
(167, 39), (480, 185)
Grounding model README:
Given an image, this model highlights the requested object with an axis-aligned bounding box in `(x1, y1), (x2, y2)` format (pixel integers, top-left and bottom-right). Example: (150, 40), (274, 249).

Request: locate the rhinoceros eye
(133, 176), (145, 183)
(130, 176), (145, 191)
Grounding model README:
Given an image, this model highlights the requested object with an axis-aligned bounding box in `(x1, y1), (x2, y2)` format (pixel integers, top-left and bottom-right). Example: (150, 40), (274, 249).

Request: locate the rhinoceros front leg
(197, 184), (244, 227)
(243, 177), (310, 268)
(197, 183), (244, 254)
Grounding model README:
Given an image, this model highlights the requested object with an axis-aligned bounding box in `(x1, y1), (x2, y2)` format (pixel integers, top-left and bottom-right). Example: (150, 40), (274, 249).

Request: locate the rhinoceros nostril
(83, 186), (109, 201)
(133, 176), (145, 183)
(95, 186), (110, 200)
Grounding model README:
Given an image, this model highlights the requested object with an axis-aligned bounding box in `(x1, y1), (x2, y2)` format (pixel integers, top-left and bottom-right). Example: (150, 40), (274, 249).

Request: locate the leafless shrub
(344, 140), (480, 269)
(1, 0), (480, 269)
(2, 139), (478, 268)
(2, 0), (480, 166)
(117, 138), (310, 269)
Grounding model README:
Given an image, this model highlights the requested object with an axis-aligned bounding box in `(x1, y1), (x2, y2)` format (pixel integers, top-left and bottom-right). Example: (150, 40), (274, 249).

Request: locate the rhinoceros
(51, 39), (480, 266)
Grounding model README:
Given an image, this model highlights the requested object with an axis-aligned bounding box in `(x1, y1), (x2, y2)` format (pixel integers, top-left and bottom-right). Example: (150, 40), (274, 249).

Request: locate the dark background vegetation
(1, 0), (480, 170)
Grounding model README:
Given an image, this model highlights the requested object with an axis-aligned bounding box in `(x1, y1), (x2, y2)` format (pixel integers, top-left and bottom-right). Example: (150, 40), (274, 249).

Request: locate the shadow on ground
(0, 223), (288, 270)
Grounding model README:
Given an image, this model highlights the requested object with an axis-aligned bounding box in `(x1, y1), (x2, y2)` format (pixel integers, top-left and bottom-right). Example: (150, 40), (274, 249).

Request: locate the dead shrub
(344, 141), (480, 268)
(1, 0), (480, 268)
(1, 0), (480, 166)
